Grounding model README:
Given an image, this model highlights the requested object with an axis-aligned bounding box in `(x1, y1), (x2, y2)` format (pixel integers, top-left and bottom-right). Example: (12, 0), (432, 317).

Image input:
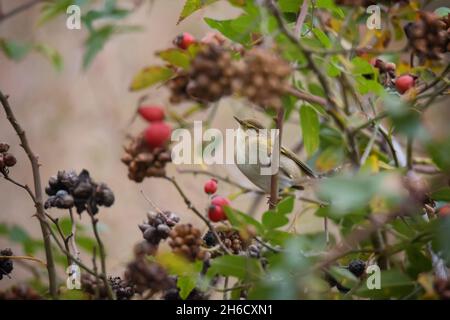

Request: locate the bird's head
(233, 116), (265, 132)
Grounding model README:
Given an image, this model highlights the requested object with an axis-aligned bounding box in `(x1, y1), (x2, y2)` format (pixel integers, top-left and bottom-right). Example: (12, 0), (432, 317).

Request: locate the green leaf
(0, 224), (9, 235)
(204, 16), (253, 46)
(351, 57), (374, 75)
(329, 266), (358, 289)
(177, 275), (197, 300)
(34, 44), (63, 71)
(312, 28), (331, 48)
(224, 207), (264, 235)
(157, 48), (191, 69)
(262, 210), (289, 230)
(9, 225), (30, 243)
(431, 187), (450, 202)
(427, 138), (450, 172)
(156, 252), (202, 276)
(435, 7), (450, 17)
(356, 269), (415, 299)
(76, 236), (97, 253)
(432, 217), (450, 264)
(276, 196), (295, 215)
(207, 255), (262, 280)
(38, 0), (75, 26)
(300, 105), (320, 156)
(0, 39), (32, 61)
(129, 66), (174, 91)
(178, 0), (219, 24)
(278, 0), (302, 13)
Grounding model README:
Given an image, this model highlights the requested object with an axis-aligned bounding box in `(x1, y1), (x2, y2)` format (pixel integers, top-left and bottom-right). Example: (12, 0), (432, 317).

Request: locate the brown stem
(0, 0), (42, 23)
(269, 107), (284, 209)
(0, 255), (46, 266)
(0, 90), (58, 299)
(88, 210), (114, 300)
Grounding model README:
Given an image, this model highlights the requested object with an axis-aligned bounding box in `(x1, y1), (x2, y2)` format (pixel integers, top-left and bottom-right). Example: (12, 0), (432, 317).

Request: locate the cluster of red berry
(138, 105), (171, 148)
(369, 58), (417, 95)
(202, 178), (231, 222)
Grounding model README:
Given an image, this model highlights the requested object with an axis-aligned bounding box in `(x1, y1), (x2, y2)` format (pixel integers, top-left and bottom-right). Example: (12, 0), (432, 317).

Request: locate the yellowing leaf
(177, 0), (218, 24)
(157, 48), (191, 69)
(129, 66), (174, 91)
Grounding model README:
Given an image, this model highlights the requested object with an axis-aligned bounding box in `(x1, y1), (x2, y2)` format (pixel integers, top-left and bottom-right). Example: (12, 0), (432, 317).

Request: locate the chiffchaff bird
(233, 116), (317, 193)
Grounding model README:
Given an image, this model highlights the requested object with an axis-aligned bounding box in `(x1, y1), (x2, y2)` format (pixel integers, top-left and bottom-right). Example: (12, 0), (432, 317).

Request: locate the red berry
(174, 32), (195, 50)
(204, 179), (218, 194)
(438, 205), (450, 218)
(208, 205), (226, 222)
(211, 195), (230, 208)
(138, 106), (165, 122)
(144, 122), (172, 148)
(395, 74), (415, 94)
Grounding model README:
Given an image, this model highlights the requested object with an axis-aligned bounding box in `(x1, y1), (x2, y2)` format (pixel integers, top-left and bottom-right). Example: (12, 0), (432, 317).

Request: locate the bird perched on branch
(233, 116), (317, 193)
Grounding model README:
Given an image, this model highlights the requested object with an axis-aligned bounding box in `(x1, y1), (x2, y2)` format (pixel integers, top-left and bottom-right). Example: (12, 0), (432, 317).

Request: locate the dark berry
(348, 259), (366, 277)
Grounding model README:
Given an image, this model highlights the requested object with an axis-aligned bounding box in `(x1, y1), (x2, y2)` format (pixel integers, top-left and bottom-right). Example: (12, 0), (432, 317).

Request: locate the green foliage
(300, 105), (320, 157)
(129, 66), (174, 91)
(178, 0), (219, 24)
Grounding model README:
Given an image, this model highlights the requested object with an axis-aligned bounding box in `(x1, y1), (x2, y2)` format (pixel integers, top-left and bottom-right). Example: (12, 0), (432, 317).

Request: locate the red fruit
(395, 74), (415, 94)
(438, 205), (450, 218)
(204, 179), (218, 194)
(208, 205), (226, 222)
(211, 195), (230, 208)
(138, 106), (165, 122)
(144, 122), (172, 148)
(174, 32), (195, 50)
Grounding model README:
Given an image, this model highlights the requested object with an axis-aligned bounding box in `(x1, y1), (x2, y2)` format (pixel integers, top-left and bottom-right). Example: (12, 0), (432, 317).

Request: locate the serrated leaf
(0, 39), (32, 61)
(129, 66), (174, 91)
(178, 0), (219, 24)
(300, 105), (320, 156)
(157, 48), (191, 69)
(207, 255), (262, 280)
(177, 275), (197, 300)
(204, 17), (252, 45)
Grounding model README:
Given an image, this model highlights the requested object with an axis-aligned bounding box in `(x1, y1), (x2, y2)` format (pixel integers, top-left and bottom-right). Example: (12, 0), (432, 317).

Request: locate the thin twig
(68, 208), (80, 262)
(0, 0), (42, 23)
(162, 176), (232, 255)
(0, 255), (46, 266)
(294, 0), (308, 38)
(0, 90), (58, 299)
(88, 209), (114, 300)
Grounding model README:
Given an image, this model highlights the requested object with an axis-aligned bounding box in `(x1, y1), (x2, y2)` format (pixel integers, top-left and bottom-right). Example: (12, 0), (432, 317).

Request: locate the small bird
(233, 116), (317, 193)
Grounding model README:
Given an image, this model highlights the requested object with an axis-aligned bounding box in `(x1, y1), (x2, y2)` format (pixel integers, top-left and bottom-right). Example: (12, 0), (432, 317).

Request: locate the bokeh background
(0, 0), (324, 288)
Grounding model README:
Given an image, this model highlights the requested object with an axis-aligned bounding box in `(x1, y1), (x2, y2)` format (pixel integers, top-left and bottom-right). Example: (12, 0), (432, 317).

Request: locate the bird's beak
(233, 116), (244, 126)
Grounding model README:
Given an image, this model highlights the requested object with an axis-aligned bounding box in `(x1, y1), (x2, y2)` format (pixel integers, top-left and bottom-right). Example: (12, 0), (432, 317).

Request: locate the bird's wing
(280, 147), (317, 178)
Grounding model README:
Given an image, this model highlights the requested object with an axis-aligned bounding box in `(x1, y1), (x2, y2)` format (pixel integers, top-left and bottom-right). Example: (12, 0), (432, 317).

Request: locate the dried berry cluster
(404, 11), (450, 59)
(139, 210), (180, 245)
(0, 248), (13, 280)
(122, 132), (171, 182)
(81, 274), (134, 300)
(169, 224), (205, 261)
(45, 169), (114, 214)
(167, 43), (291, 109)
(124, 257), (172, 294)
(234, 48), (291, 109)
(219, 229), (247, 254)
(0, 284), (41, 300)
(168, 73), (191, 104)
(185, 44), (237, 102)
(0, 143), (17, 174)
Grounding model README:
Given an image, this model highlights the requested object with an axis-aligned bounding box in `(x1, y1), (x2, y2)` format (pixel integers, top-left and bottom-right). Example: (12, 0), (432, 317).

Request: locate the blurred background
(0, 0), (325, 288)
